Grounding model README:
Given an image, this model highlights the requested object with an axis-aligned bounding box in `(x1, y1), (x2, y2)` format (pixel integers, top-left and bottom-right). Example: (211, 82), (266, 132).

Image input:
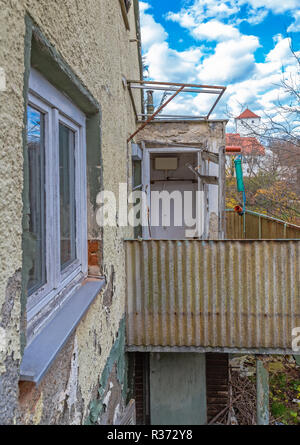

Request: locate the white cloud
(139, 1), (150, 13)
(266, 36), (292, 64)
(145, 42), (203, 83)
(167, 10), (197, 29)
(167, 0), (300, 33)
(167, 1), (241, 42)
(238, 7), (268, 25)
(197, 35), (260, 83)
(139, 2), (168, 50)
(287, 11), (300, 33)
(239, 0), (299, 14)
(167, 1), (239, 24)
(140, 2), (203, 83)
(218, 36), (298, 126)
(191, 20), (240, 41)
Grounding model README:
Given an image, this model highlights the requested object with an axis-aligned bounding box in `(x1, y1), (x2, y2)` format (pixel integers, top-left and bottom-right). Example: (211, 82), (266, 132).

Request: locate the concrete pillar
(256, 358), (269, 425)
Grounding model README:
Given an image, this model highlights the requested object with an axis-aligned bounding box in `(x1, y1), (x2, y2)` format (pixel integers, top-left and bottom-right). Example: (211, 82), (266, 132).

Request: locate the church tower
(235, 108), (261, 136)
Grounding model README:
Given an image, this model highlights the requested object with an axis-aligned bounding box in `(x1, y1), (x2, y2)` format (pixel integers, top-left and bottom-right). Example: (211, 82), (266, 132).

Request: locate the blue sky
(139, 0), (300, 129)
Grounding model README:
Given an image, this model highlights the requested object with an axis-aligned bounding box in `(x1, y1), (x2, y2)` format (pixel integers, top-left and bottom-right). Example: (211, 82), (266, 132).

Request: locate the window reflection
(59, 123), (76, 269)
(27, 105), (46, 293)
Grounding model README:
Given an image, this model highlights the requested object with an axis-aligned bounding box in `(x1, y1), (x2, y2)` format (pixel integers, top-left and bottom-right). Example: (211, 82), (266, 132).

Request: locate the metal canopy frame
(127, 80), (226, 143)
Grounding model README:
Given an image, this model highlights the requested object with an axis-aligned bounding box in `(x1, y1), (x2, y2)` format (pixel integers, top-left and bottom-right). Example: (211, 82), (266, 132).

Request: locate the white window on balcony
(26, 69), (87, 335)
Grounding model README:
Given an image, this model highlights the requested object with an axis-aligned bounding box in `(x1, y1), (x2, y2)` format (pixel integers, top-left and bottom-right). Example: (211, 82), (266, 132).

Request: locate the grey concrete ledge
(20, 278), (105, 384)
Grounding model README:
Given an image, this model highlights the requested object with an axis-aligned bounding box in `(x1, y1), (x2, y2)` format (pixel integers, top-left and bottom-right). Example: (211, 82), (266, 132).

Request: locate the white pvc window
(26, 69), (87, 324)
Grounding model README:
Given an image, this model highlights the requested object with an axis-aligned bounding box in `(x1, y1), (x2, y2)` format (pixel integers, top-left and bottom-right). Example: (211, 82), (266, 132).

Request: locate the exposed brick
(88, 240), (99, 254)
(89, 254), (99, 266)
(88, 240), (103, 273)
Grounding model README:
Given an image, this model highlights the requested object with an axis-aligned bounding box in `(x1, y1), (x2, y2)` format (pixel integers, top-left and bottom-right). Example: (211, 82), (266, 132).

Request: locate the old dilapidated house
(0, 0), (143, 424)
(1, 1), (300, 426)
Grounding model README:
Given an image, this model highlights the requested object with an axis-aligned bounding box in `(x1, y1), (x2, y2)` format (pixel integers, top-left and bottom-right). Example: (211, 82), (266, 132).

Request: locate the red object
(234, 205), (244, 215)
(226, 133), (265, 155)
(235, 108), (260, 119)
(226, 145), (241, 153)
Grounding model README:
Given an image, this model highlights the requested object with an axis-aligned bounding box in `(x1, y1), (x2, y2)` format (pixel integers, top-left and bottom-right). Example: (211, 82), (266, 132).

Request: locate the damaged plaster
(86, 317), (128, 425)
(0, 0), (141, 425)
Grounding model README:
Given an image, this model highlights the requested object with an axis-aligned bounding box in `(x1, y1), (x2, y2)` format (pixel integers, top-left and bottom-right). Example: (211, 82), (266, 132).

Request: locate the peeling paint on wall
(86, 317), (128, 425)
(0, 0), (141, 425)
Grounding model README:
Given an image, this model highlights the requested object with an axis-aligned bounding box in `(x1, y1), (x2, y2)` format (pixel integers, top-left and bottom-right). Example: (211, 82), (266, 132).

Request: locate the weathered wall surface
(0, 0), (141, 424)
(136, 120), (226, 151)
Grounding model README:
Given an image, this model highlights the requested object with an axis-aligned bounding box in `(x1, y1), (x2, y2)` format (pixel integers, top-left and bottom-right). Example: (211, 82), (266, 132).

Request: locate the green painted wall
(150, 353), (207, 425)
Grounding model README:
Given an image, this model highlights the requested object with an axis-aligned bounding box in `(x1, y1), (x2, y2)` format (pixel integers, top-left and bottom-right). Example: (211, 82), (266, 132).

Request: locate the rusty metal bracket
(127, 86), (184, 143)
(126, 80), (226, 143)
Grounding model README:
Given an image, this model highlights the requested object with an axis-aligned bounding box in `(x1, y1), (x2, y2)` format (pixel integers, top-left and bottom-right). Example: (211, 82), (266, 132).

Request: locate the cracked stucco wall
(136, 120), (226, 150)
(0, 0), (140, 424)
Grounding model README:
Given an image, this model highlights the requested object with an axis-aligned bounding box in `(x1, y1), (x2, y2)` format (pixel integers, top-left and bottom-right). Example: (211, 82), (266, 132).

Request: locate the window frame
(26, 69), (88, 324)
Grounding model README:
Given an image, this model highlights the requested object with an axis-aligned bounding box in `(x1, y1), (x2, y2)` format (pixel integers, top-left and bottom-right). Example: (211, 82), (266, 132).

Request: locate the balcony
(125, 239), (300, 354)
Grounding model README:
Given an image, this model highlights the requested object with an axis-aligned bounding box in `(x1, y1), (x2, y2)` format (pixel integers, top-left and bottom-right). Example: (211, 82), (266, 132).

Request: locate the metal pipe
(226, 208), (300, 229)
(207, 87), (226, 119)
(127, 79), (226, 90)
(137, 114), (207, 119)
(130, 84), (221, 94)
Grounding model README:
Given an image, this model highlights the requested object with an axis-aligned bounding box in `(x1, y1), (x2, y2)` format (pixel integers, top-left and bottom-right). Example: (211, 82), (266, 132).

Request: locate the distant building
(226, 133), (265, 177)
(226, 133), (265, 156)
(235, 108), (261, 136)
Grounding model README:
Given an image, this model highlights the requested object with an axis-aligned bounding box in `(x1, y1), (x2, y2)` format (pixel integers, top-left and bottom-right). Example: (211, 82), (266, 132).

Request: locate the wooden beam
(200, 175), (219, 185)
(186, 163), (219, 185)
(256, 358), (269, 425)
(202, 150), (219, 164)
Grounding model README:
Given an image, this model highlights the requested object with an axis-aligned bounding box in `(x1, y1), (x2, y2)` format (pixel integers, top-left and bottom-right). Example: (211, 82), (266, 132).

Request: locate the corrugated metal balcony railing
(125, 240), (300, 354)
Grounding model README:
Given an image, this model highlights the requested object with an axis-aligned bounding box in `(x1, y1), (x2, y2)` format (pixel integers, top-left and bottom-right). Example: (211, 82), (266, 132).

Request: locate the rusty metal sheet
(125, 240), (300, 353)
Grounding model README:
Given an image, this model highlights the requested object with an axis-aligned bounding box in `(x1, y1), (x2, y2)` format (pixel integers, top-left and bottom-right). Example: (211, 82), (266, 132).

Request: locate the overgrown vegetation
(225, 355), (300, 425)
(226, 171), (300, 224)
(269, 358), (300, 425)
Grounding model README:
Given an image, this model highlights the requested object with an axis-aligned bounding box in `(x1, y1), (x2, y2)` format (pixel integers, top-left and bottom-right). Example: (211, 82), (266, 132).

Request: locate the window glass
(26, 69), (88, 329)
(59, 123), (76, 269)
(133, 160), (142, 190)
(27, 105), (46, 293)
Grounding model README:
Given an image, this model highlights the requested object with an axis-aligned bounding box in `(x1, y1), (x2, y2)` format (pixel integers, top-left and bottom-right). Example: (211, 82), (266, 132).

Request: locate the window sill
(20, 278), (105, 385)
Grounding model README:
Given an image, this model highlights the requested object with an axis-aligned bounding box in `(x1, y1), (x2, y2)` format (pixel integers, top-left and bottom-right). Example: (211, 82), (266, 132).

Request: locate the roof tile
(235, 108), (261, 119)
(226, 133), (265, 155)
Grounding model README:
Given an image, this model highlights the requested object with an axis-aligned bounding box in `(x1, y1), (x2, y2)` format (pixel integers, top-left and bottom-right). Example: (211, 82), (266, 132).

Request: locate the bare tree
(226, 43), (300, 223)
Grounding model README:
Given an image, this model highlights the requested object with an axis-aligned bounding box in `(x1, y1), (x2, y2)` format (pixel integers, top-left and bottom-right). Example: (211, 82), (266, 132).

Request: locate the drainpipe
(256, 357), (269, 425)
